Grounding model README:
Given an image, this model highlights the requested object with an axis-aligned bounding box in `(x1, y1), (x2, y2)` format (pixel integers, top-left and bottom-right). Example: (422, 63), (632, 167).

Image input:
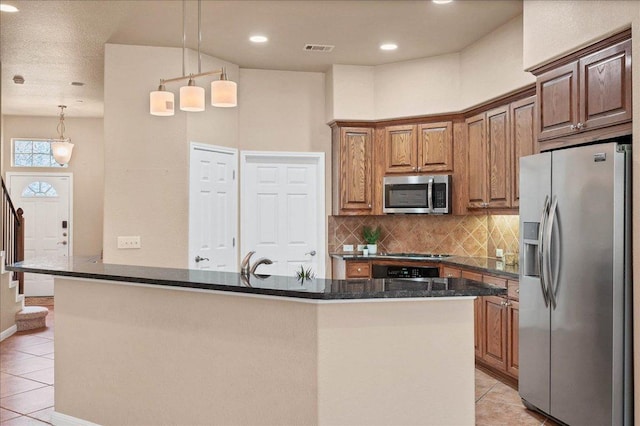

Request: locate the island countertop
(8, 256), (506, 301)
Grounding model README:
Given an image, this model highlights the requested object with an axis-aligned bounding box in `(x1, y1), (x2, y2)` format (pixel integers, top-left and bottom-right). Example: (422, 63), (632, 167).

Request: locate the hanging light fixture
(150, 83), (175, 116)
(211, 68), (237, 107)
(50, 105), (75, 165)
(150, 0), (237, 116)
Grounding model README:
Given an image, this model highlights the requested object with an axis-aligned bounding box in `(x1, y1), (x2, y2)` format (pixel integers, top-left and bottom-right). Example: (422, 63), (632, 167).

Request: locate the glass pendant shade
(51, 140), (75, 165)
(150, 89), (175, 116)
(211, 80), (238, 107)
(180, 84), (205, 112)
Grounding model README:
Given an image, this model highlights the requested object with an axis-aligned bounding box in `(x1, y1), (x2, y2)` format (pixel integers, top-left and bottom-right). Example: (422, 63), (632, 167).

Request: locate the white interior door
(189, 143), (238, 271)
(8, 173), (72, 297)
(241, 152), (325, 278)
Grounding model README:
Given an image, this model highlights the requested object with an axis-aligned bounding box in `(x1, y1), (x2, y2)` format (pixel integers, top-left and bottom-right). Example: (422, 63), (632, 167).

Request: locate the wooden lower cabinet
(453, 269), (519, 381)
(346, 261), (371, 278)
(474, 296), (483, 358)
(507, 300), (519, 377)
(481, 295), (508, 371)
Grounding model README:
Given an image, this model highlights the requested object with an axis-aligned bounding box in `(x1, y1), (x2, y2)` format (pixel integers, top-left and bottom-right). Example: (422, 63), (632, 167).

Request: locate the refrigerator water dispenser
(522, 222), (540, 277)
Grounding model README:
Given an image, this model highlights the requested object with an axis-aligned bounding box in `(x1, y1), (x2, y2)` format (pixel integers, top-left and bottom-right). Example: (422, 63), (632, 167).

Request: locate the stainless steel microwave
(383, 175), (452, 214)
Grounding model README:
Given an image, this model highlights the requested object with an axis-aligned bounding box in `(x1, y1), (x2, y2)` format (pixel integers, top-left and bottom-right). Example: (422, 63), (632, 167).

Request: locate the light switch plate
(118, 236), (141, 249)
(343, 244), (354, 252)
(496, 248), (504, 258)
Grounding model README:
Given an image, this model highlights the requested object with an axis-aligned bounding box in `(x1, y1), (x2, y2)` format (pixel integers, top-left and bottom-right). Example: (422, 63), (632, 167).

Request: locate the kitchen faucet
(240, 251), (273, 276)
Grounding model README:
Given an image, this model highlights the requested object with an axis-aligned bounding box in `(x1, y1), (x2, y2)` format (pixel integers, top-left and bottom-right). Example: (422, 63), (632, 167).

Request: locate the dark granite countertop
(330, 253), (519, 279)
(7, 257), (506, 301)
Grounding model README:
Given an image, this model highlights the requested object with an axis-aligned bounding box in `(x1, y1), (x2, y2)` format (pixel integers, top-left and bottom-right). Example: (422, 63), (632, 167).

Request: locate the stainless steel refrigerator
(519, 141), (633, 426)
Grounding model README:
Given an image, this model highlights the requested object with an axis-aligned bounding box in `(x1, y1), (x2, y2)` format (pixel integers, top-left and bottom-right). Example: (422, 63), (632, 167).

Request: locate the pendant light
(150, 83), (175, 116)
(50, 105), (74, 165)
(149, 0), (237, 115)
(180, 77), (205, 111)
(211, 68), (237, 107)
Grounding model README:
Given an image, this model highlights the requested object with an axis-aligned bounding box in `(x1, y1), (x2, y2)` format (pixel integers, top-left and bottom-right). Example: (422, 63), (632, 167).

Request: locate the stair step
(16, 306), (48, 331)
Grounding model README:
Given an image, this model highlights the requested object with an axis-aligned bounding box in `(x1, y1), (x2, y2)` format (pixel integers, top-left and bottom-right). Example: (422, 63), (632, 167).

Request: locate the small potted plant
(362, 225), (381, 255)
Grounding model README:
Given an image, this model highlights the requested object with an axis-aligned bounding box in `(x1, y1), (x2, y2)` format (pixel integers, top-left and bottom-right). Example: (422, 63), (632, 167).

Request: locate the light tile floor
(0, 305), (558, 425)
(0, 307), (54, 425)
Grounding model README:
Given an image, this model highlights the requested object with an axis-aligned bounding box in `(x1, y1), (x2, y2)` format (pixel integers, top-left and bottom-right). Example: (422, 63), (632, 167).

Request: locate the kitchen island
(8, 257), (506, 426)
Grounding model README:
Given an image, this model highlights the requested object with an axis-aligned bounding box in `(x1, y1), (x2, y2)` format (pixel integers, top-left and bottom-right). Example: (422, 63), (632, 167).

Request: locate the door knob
(195, 256), (210, 263)
(305, 250), (317, 256)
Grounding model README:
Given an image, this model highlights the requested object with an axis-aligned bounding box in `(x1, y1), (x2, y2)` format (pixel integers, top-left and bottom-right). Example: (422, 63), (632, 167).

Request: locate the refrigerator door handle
(545, 196), (559, 309)
(538, 195), (550, 307)
(427, 177), (434, 212)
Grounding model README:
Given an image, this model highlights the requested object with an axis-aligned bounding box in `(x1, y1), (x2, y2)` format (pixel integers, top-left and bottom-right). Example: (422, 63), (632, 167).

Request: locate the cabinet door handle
(516, 289), (520, 294)
(576, 122), (584, 130)
(417, 166), (421, 171)
(357, 268), (362, 272)
(570, 124), (577, 130)
(368, 204), (372, 208)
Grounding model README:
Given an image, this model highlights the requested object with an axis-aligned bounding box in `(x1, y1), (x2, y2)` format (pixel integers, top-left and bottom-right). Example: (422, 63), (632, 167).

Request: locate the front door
(8, 173), (72, 296)
(188, 143), (238, 271)
(241, 152), (325, 278)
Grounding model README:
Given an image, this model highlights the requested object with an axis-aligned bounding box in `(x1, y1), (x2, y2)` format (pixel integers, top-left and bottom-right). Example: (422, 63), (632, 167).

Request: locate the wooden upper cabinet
(535, 34), (631, 147)
(384, 125), (417, 174)
(579, 38), (632, 131)
(486, 106), (511, 208)
(510, 97), (536, 208)
(332, 126), (373, 215)
(465, 113), (487, 209)
(536, 61), (579, 141)
(417, 122), (453, 173)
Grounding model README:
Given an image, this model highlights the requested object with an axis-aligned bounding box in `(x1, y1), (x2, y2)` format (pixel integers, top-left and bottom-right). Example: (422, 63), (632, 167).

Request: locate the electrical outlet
(496, 248), (504, 258)
(343, 244), (354, 252)
(117, 236), (141, 249)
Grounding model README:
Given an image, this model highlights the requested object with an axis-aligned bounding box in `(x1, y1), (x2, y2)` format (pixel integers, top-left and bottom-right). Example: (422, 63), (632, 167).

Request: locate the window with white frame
(12, 139), (67, 168)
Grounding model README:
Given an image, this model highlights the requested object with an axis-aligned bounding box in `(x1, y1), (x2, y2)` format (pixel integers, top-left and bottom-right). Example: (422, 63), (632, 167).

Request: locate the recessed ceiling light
(0, 3), (18, 12)
(12, 75), (24, 84)
(250, 35), (268, 43)
(380, 43), (398, 51)
(432, 0), (453, 4)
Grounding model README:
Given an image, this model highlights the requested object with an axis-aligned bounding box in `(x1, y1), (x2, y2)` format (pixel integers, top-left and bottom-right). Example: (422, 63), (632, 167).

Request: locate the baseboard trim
(51, 411), (101, 426)
(0, 325), (17, 342)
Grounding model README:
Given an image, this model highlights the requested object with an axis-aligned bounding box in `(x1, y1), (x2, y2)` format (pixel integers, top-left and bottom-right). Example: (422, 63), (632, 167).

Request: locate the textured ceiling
(0, 0), (522, 117)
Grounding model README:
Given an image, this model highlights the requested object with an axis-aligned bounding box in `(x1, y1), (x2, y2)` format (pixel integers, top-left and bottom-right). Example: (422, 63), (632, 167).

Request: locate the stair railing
(1, 177), (24, 293)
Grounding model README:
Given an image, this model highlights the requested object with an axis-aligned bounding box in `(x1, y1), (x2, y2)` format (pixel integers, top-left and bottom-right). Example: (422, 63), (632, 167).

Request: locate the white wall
(238, 68), (331, 275)
(523, 0), (639, 70)
(103, 44), (238, 268)
(2, 116), (104, 257)
(375, 53), (461, 119)
(328, 65), (375, 121)
(460, 15), (534, 109)
(326, 14), (533, 121)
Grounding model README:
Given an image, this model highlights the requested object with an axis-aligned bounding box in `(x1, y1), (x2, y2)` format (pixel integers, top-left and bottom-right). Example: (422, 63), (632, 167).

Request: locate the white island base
(52, 277), (476, 426)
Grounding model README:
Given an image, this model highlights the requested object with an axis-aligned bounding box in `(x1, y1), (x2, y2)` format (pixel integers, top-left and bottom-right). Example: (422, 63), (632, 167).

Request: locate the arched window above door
(21, 181), (59, 198)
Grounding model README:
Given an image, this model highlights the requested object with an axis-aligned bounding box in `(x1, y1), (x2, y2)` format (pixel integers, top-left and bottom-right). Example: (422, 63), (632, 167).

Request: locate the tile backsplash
(328, 215), (489, 257)
(329, 214), (520, 259)
(487, 215), (520, 258)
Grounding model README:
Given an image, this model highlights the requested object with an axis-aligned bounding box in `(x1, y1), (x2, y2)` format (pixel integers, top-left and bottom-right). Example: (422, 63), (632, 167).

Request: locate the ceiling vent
(303, 44), (334, 53)
(13, 75), (24, 84)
